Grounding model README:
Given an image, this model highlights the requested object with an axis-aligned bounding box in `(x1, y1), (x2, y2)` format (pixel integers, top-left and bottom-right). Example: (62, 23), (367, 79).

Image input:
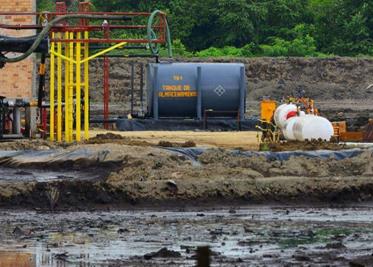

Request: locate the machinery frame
(0, 1), (172, 142)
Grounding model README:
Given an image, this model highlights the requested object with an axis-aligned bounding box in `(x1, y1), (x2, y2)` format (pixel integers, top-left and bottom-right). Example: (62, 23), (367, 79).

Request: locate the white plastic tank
(283, 117), (298, 140)
(282, 111), (306, 140)
(292, 115), (334, 141)
(273, 104), (297, 129)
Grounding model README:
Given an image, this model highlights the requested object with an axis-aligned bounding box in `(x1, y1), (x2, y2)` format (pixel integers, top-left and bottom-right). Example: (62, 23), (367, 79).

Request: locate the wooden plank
(339, 131), (363, 142)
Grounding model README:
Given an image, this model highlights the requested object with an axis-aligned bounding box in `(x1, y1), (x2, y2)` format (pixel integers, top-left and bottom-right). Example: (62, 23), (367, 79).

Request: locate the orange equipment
(260, 99), (277, 123)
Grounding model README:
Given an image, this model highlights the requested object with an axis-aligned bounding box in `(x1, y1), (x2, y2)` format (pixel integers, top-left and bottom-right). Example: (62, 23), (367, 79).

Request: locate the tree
(36, 0), (373, 57)
(310, 0), (373, 55)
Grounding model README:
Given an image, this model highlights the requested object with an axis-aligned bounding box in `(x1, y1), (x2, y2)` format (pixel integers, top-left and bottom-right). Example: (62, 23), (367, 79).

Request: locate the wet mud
(0, 141), (372, 209)
(0, 206), (373, 266)
(0, 138), (373, 266)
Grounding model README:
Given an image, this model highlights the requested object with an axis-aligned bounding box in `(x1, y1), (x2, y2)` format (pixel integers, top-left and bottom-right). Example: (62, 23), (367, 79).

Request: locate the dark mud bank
(1, 146), (373, 209)
(2, 176), (373, 210)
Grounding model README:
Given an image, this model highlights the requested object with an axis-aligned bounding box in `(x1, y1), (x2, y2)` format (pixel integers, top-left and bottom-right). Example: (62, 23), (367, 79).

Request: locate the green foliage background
(37, 0), (373, 57)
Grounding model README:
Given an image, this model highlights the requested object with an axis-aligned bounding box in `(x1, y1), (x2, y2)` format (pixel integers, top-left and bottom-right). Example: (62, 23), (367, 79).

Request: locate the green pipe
(0, 14), (130, 63)
(0, 10), (173, 62)
(147, 10), (172, 57)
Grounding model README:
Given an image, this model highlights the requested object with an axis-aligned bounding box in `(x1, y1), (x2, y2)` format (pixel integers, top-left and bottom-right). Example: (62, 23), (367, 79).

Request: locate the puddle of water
(0, 167), (98, 182)
(0, 206), (373, 266)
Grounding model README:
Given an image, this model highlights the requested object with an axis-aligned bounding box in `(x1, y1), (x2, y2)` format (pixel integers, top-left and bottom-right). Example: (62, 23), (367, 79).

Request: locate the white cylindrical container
(273, 104), (298, 129)
(293, 115), (334, 141)
(283, 117), (298, 140)
(283, 112), (307, 140)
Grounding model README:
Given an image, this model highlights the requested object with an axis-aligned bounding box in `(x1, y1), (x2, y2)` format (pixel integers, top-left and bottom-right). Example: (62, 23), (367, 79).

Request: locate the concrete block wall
(0, 0), (36, 99)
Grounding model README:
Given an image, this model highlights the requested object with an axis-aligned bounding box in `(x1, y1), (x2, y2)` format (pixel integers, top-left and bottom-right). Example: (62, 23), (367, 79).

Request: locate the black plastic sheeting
(235, 148), (364, 161)
(0, 147), (366, 171)
(0, 148), (119, 169)
(116, 118), (258, 131)
(164, 147), (366, 162)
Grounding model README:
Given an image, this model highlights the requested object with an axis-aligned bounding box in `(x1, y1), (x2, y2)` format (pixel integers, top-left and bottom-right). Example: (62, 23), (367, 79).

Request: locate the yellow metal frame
(50, 32), (55, 142)
(49, 31), (127, 143)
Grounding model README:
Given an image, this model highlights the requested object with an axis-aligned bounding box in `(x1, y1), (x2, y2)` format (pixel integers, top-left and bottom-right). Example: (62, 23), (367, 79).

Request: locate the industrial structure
(0, 1), (172, 142)
(0, 0), (252, 142)
(0, 0), (371, 147)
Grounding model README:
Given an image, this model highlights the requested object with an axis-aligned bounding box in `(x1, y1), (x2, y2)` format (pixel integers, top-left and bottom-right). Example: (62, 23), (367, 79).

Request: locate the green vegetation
(278, 227), (356, 249)
(37, 0), (373, 57)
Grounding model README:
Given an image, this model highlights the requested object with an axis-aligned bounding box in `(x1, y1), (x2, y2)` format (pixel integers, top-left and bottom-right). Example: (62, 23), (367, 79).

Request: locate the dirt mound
(94, 132), (124, 140)
(0, 140), (58, 151)
(0, 142), (373, 208)
(158, 140), (196, 148)
(101, 146), (373, 205)
(268, 140), (347, 152)
(88, 133), (153, 147)
(197, 148), (372, 177)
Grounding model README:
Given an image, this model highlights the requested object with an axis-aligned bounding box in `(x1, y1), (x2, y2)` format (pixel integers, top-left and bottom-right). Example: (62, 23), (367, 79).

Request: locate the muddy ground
(0, 136), (372, 209)
(0, 134), (373, 266)
(35, 57), (373, 266)
(1, 206), (373, 267)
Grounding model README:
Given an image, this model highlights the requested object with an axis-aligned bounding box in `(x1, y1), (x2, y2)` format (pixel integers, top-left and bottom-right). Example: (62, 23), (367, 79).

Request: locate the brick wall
(0, 0), (36, 99)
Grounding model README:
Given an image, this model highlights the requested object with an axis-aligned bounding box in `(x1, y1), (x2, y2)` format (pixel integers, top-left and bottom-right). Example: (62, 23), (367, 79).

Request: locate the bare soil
(268, 140), (348, 152)
(89, 130), (260, 150)
(0, 133), (371, 209)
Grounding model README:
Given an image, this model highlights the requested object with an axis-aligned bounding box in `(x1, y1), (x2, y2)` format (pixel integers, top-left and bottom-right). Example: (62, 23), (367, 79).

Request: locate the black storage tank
(147, 63), (246, 119)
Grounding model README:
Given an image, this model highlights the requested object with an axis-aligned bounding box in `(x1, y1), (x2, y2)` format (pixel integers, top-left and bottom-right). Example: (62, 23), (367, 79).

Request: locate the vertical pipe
(76, 32), (81, 141)
(84, 31), (89, 140)
(0, 99), (3, 139)
(152, 66), (158, 119)
(197, 246), (211, 267)
(25, 105), (30, 138)
(12, 105), (20, 134)
(64, 32), (70, 142)
(196, 66), (202, 120)
(57, 33), (62, 142)
(103, 56), (109, 129)
(103, 22), (110, 129)
(37, 53), (46, 108)
(49, 32), (55, 141)
(130, 62), (134, 115)
(42, 107), (47, 139)
(69, 32), (74, 142)
(239, 66), (246, 122)
(140, 63), (144, 115)
(237, 66), (246, 130)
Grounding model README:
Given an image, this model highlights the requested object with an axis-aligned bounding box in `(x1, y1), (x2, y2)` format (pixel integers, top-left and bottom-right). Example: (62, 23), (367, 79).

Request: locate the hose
(0, 14), (131, 63)
(147, 10), (172, 57)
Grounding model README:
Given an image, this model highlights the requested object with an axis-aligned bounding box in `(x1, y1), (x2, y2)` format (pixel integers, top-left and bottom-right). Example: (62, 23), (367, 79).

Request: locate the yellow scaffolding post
(49, 32), (55, 142)
(57, 33), (62, 142)
(50, 32), (126, 143)
(64, 32), (70, 142)
(84, 31), (89, 140)
(69, 32), (74, 142)
(76, 32), (82, 141)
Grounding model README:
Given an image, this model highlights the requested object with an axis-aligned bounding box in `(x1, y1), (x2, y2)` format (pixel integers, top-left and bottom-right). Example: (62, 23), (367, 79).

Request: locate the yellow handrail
(50, 50), (76, 63)
(81, 42), (127, 63)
